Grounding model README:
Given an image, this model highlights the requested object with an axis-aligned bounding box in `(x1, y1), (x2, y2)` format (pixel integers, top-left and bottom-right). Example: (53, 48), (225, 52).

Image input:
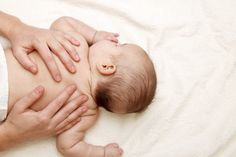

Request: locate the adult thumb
(12, 86), (44, 113)
(13, 47), (38, 74)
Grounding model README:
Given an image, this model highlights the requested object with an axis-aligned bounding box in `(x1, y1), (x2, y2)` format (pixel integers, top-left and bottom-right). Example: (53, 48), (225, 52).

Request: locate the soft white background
(0, 0), (236, 157)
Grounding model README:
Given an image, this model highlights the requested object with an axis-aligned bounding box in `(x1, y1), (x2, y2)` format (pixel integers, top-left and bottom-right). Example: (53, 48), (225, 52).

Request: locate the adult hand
(0, 84), (87, 150)
(8, 22), (81, 82)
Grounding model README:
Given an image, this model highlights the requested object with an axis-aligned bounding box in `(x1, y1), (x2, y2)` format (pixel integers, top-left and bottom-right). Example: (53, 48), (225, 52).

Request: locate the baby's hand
(104, 143), (123, 157)
(92, 31), (119, 44)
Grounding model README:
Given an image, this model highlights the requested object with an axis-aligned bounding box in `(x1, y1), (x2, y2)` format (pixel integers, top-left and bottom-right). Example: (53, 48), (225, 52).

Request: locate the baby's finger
(13, 47), (38, 74)
(113, 33), (119, 37)
(108, 36), (119, 43)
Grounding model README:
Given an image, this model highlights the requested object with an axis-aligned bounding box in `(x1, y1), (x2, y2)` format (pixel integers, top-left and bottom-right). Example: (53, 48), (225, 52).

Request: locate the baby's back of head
(94, 44), (157, 113)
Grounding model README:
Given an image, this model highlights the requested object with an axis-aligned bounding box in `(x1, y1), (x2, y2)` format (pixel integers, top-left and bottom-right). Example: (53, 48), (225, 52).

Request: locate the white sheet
(0, 0), (236, 157)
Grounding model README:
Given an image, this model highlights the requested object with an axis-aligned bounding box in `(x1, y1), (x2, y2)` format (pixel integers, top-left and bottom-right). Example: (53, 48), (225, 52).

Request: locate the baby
(4, 17), (157, 157)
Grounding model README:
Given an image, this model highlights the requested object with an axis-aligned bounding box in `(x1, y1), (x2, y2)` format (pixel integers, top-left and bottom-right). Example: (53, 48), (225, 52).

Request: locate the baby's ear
(97, 62), (116, 76)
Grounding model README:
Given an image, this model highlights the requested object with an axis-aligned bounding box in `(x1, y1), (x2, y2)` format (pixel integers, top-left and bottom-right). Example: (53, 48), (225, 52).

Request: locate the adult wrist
(6, 19), (25, 41)
(0, 11), (23, 40)
(0, 124), (12, 151)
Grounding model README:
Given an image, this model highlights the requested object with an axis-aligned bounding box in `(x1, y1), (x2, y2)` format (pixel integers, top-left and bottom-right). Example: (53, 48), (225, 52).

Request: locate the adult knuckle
(68, 46), (75, 53)
(45, 55), (53, 62)
(55, 98), (65, 105)
(32, 38), (40, 45)
(62, 108), (71, 115)
(66, 117), (73, 123)
(38, 115), (49, 124)
(64, 59), (73, 66)
(55, 46), (64, 53)
(47, 125), (54, 132)
(69, 114), (77, 120)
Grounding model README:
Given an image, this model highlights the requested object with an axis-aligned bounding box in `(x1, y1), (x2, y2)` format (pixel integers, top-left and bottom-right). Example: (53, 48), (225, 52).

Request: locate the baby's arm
(50, 16), (119, 45)
(57, 113), (123, 157)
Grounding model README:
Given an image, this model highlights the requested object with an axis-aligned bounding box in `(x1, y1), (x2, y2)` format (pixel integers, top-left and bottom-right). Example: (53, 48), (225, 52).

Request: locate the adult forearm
(0, 11), (22, 39)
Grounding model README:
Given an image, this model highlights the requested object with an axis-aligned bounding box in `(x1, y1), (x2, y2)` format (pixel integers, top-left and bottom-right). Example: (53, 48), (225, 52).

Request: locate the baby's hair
(94, 48), (157, 113)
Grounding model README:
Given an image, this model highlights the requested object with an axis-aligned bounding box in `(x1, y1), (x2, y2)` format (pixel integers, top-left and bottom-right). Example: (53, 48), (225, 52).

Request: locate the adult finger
(14, 86), (44, 113)
(56, 118), (80, 135)
(13, 47), (38, 74)
(33, 42), (61, 82)
(60, 38), (80, 62)
(41, 85), (77, 118)
(54, 107), (84, 133)
(51, 95), (88, 127)
(64, 34), (80, 46)
(48, 39), (76, 73)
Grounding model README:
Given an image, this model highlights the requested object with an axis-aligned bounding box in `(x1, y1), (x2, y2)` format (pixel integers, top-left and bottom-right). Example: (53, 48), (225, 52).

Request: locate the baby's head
(89, 40), (157, 114)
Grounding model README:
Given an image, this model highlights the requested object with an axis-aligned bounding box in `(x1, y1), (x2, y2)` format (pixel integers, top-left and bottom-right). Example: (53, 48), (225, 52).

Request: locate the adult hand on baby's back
(92, 31), (119, 44)
(8, 22), (81, 82)
(0, 85), (88, 150)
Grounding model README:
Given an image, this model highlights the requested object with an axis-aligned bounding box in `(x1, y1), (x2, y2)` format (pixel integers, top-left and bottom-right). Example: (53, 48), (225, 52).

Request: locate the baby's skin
(6, 17), (130, 157)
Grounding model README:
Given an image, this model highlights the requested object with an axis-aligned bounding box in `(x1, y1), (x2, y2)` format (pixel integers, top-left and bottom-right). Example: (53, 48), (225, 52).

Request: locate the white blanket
(0, 0), (236, 157)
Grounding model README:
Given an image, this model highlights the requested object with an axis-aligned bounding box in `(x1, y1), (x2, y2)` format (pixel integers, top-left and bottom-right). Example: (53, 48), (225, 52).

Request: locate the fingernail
(69, 84), (77, 91)
(55, 74), (62, 82)
(30, 66), (37, 74)
(76, 41), (80, 45)
(74, 40), (80, 46)
(70, 65), (76, 73)
(75, 54), (80, 61)
(35, 86), (44, 94)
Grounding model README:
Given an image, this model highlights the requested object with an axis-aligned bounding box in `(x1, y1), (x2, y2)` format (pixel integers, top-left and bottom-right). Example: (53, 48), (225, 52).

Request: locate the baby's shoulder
(81, 97), (98, 117)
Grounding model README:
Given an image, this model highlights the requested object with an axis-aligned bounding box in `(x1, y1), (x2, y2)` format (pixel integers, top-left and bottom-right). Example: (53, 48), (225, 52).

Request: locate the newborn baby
(4, 17), (157, 157)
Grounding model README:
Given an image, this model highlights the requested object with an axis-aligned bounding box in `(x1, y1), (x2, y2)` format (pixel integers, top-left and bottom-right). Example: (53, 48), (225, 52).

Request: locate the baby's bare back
(5, 32), (96, 114)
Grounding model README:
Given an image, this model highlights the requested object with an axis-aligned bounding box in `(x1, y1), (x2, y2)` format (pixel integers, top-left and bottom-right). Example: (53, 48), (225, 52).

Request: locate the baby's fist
(104, 143), (123, 157)
(92, 31), (119, 44)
